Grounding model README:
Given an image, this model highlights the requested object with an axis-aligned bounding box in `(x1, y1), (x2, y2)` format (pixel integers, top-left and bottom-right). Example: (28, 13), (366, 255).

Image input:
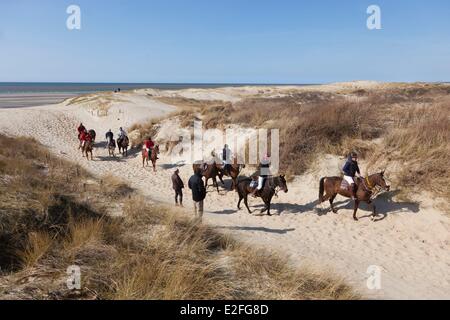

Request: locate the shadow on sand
(318, 189), (421, 221)
(242, 189), (420, 221)
(216, 225), (296, 234)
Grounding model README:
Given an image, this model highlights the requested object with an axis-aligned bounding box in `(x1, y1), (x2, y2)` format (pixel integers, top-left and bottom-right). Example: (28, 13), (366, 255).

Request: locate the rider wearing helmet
(343, 151), (361, 200)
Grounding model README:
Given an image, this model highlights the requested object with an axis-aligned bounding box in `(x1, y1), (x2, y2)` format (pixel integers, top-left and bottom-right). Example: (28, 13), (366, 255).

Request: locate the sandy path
(0, 92), (448, 300)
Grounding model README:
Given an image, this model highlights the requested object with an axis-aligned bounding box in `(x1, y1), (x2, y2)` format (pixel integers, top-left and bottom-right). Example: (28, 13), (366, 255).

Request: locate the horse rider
(117, 127), (127, 144)
(222, 144), (232, 175)
(105, 129), (114, 146)
(79, 129), (88, 148)
(77, 123), (86, 139)
(143, 136), (156, 158)
(251, 153), (271, 197)
(342, 151), (362, 200)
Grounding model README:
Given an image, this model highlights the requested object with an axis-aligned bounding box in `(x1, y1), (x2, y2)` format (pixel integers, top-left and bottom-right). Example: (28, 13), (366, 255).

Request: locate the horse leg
(214, 177), (219, 194)
(244, 195), (252, 214)
(329, 194), (338, 213)
(237, 194), (243, 210)
(353, 200), (360, 221)
(153, 160), (156, 173)
(369, 201), (377, 221)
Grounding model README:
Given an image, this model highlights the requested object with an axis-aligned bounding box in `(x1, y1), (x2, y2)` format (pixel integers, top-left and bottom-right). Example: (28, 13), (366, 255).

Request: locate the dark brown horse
(142, 145), (160, 172)
(107, 139), (116, 157)
(236, 175), (288, 216)
(217, 157), (245, 191)
(318, 171), (390, 221)
(193, 162), (223, 194)
(88, 129), (96, 142)
(117, 136), (129, 156)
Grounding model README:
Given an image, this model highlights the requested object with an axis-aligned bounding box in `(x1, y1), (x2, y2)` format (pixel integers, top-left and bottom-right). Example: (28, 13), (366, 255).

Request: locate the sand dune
(0, 86), (448, 300)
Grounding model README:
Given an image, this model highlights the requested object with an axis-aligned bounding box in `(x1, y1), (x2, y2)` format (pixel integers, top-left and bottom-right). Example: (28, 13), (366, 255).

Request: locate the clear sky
(0, 0), (449, 83)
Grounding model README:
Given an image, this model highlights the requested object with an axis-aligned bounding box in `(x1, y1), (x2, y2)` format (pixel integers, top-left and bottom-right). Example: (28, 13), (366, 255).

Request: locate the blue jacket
(343, 158), (360, 177)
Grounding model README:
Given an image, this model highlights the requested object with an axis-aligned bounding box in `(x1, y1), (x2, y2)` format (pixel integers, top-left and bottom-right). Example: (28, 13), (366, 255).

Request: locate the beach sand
(0, 85), (448, 300)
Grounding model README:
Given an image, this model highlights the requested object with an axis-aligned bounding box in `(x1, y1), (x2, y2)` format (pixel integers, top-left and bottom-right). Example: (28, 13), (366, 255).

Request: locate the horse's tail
(319, 177), (326, 202)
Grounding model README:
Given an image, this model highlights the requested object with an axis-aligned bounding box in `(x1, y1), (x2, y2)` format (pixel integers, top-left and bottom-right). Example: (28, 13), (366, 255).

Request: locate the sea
(0, 82), (306, 108)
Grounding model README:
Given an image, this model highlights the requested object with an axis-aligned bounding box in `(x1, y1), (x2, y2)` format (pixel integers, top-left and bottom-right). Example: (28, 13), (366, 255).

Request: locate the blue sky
(0, 0), (449, 83)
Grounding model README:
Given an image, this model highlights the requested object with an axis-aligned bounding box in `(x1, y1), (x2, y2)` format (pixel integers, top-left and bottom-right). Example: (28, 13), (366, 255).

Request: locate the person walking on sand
(188, 167), (206, 221)
(172, 169), (184, 207)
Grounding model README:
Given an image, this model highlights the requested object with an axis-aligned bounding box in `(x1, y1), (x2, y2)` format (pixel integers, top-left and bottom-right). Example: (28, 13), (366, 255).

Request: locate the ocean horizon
(0, 82), (316, 95)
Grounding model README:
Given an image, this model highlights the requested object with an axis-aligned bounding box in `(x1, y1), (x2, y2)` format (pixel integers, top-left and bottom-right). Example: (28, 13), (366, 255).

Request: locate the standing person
(222, 144), (232, 175)
(188, 168), (206, 221)
(171, 169), (184, 207)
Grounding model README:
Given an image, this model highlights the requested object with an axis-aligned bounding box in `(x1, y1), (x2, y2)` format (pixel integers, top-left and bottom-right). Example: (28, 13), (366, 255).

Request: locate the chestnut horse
(142, 145), (160, 172)
(82, 141), (94, 160)
(217, 157), (245, 191)
(236, 175), (288, 216)
(318, 171), (390, 221)
(193, 162), (224, 194)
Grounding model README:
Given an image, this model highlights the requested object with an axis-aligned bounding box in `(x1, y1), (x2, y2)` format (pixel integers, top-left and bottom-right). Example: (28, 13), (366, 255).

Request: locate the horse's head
(278, 175), (288, 193)
(373, 171), (390, 191)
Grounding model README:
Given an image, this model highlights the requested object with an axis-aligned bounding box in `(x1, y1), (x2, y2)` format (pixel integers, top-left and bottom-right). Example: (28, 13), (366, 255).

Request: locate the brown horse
(117, 136), (129, 156)
(217, 157), (245, 191)
(236, 175), (288, 216)
(318, 171), (390, 221)
(193, 162), (223, 194)
(82, 141), (94, 160)
(142, 145), (160, 172)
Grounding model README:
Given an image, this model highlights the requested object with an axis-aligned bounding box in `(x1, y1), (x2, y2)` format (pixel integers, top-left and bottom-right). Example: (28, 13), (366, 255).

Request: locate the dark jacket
(343, 158), (360, 177)
(188, 173), (206, 202)
(172, 173), (184, 191)
(105, 131), (114, 140)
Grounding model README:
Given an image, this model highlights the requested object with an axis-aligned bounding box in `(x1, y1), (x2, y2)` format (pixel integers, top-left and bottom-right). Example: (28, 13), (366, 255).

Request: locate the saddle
(340, 179), (350, 191)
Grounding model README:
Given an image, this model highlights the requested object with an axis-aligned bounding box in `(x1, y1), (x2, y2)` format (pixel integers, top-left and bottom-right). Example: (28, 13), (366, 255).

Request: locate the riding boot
(351, 183), (357, 200)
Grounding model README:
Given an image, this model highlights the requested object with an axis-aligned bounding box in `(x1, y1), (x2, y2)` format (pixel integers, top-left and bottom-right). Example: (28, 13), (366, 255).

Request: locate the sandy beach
(0, 84), (448, 300)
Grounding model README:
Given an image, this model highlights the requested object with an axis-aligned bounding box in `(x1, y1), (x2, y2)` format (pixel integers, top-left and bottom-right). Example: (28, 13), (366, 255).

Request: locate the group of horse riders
(76, 121), (388, 219)
(104, 127), (128, 149)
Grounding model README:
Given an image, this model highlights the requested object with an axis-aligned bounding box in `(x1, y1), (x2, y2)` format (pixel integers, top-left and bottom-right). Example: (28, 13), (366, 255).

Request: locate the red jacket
(145, 140), (155, 149)
(78, 125), (86, 134)
(80, 131), (87, 141)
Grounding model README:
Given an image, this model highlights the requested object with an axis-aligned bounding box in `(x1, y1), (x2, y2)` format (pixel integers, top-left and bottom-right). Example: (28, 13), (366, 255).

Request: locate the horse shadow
(251, 199), (320, 216)
(329, 189), (420, 221)
(94, 141), (108, 148)
(216, 225), (296, 234)
(209, 209), (237, 215)
(160, 162), (186, 170)
(96, 155), (126, 162)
